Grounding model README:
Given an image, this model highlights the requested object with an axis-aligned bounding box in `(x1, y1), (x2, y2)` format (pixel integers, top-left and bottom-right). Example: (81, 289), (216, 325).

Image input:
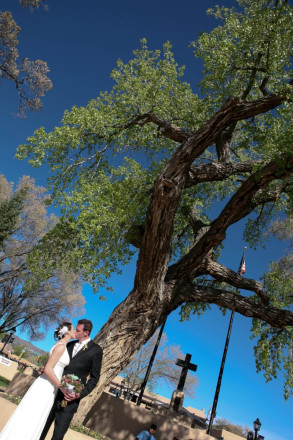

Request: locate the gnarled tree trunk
(73, 96), (293, 425)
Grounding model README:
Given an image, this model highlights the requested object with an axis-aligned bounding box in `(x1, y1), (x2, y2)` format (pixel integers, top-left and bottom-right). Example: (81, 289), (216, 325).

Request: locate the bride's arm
(43, 344), (65, 389)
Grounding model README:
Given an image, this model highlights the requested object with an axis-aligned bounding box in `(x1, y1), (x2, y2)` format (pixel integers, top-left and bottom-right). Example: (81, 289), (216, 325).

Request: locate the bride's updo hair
(54, 322), (72, 341)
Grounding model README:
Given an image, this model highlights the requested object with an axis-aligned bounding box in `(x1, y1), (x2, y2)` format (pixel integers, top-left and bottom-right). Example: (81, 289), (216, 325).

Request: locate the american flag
(238, 253), (246, 276)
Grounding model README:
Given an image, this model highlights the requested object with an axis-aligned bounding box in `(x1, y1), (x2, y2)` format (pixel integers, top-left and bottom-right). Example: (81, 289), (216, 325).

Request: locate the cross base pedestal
(169, 389), (185, 413)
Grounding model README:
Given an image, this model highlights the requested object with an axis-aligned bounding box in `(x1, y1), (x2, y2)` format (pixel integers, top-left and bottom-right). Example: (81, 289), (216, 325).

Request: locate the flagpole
(206, 310), (234, 434)
(206, 247), (247, 435)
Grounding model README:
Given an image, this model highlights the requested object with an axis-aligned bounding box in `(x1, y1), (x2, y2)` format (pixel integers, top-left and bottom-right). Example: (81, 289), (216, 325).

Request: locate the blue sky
(1, 1), (293, 439)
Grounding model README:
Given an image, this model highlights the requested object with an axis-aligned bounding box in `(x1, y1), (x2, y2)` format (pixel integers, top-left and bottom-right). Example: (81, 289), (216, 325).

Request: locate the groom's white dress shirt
(72, 337), (91, 357)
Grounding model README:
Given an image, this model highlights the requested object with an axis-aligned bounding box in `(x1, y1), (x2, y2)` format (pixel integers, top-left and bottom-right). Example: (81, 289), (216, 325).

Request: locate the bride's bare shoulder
(50, 342), (66, 353)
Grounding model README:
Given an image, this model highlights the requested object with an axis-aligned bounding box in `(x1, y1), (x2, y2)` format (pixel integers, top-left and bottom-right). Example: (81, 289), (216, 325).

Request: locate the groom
(40, 319), (103, 440)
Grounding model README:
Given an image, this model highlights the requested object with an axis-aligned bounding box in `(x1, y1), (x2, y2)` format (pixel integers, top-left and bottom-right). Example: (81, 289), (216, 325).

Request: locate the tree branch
(252, 179), (293, 206)
(179, 281), (293, 328)
(167, 156), (293, 280)
(185, 160), (262, 187)
(144, 95), (287, 198)
(205, 259), (269, 305)
(114, 112), (190, 143)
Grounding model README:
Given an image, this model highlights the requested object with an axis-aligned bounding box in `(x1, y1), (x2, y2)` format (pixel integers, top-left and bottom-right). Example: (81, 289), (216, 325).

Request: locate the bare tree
(121, 331), (198, 399)
(0, 0), (51, 115)
(0, 175), (85, 339)
(213, 418), (249, 438)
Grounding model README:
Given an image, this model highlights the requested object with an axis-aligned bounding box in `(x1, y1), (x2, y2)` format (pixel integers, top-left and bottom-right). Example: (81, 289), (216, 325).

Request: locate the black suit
(39, 339), (103, 440)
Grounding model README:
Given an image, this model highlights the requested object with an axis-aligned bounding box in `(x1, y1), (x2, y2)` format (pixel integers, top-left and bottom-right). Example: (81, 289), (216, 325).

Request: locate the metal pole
(207, 247), (246, 434)
(206, 310), (234, 434)
(136, 317), (167, 406)
(0, 331), (13, 355)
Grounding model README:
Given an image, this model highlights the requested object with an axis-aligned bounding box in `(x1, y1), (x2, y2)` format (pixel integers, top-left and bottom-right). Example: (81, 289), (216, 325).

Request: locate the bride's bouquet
(60, 374), (84, 407)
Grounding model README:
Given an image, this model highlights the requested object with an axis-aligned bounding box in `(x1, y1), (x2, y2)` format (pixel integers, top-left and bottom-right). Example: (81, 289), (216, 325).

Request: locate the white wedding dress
(0, 342), (70, 440)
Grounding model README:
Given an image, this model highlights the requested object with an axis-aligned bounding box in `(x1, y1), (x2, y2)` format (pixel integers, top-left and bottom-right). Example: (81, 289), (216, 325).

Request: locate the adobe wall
(4, 374), (245, 440)
(84, 393), (213, 440)
(5, 374), (213, 439)
(0, 357), (18, 381)
(5, 372), (36, 397)
(211, 428), (245, 440)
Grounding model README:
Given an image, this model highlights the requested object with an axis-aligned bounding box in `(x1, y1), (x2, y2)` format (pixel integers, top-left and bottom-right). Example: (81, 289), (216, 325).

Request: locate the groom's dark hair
(78, 319), (93, 335)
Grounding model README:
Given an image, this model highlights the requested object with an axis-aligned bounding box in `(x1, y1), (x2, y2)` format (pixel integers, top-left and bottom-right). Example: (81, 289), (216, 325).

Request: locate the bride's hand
(64, 391), (79, 401)
(59, 386), (74, 398)
(64, 391), (76, 401)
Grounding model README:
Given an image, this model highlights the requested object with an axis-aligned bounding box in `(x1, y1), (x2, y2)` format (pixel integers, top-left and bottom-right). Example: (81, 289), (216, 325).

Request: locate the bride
(0, 322), (76, 440)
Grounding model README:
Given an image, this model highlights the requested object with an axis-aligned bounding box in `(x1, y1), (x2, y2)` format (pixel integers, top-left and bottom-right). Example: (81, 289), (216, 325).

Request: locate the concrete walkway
(0, 396), (90, 440)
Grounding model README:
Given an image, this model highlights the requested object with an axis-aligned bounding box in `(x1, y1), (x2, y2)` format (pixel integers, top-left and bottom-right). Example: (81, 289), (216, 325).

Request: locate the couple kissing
(0, 318), (103, 440)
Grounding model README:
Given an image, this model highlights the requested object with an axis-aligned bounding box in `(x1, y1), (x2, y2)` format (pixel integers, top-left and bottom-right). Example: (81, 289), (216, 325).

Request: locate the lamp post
(0, 327), (17, 355)
(253, 418), (261, 440)
(247, 418), (262, 440)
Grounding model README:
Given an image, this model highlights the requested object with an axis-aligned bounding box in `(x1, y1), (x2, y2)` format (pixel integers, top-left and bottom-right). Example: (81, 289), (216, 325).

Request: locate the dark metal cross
(175, 353), (197, 392)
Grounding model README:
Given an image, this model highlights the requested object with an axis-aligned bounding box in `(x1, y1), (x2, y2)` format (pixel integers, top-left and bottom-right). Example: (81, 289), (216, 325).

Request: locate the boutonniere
(83, 344), (88, 351)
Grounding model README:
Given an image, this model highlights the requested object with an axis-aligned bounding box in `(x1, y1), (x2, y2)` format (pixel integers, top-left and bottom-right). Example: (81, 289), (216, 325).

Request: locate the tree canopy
(17, 0), (293, 420)
(0, 175), (85, 339)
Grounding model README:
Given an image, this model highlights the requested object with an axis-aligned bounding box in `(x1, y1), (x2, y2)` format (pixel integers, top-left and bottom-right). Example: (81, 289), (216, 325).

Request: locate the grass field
(0, 376), (10, 388)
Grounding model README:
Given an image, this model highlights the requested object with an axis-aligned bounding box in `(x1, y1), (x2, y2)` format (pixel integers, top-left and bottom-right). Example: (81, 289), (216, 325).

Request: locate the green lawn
(0, 375), (10, 388)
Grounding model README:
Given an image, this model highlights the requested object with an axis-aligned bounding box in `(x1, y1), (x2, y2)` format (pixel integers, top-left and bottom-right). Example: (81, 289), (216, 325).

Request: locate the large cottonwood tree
(17, 0), (293, 422)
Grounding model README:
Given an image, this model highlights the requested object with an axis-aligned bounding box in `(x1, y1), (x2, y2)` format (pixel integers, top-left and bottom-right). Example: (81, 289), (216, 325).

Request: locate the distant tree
(12, 344), (26, 357)
(213, 418), (249, 438)
(15, 347), (34, 362)
(0, 174), (85, 339)
(0, 175), (28, 247)
(121, 331), (198, 399)
(36, 353), (49, 366)
(0, 0), (52, 115)
(19, 1), (46, 7)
